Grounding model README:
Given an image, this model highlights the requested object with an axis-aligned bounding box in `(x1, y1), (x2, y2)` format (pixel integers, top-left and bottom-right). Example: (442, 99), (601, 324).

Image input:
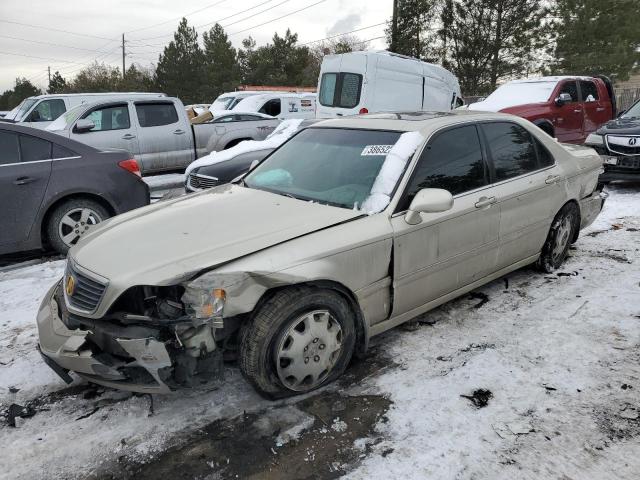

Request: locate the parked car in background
(1, 92), (167, 129)
(209, 90), (278, 113)
(36, 111), (605, 397)
(46, 98), (279, 174)
(469, 76), (615, 143)
(185, 119), (319, 192)
(0, 122), (148, 255)
(316, 51), (462, 118)
(584, 98), (640, 182)
(232, 93), (317, 120)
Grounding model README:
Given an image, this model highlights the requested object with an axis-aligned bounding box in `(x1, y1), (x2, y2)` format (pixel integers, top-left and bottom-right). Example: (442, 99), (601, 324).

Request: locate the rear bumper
(579, 184), (607, 230)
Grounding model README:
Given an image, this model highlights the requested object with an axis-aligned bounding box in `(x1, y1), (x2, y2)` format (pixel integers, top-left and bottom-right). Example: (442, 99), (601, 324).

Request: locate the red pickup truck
(469, 76), (616, 144)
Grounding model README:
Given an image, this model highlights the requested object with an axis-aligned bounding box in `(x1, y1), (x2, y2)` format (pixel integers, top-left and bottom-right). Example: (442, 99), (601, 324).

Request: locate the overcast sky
(0, 0), (391, 93)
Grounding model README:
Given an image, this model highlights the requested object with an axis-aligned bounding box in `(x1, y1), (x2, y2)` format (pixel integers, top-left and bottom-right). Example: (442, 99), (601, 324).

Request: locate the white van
(316, 51), (461, 118)
(4, 92), (166, 129)
(231, 93), (317, 120)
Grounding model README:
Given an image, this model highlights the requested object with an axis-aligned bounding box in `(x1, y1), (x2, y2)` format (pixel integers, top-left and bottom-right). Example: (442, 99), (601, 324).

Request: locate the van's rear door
(316, 53), (367, 118)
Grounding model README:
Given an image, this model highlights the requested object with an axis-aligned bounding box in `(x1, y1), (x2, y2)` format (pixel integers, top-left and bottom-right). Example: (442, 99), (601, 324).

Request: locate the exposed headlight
(585, 133), (604, 146)
(182, 286), (226, 321)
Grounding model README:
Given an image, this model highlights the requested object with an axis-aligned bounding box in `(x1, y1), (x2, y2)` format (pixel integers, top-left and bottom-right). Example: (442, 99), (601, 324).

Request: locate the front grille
(618, 157), (640, 169)
(188, 173), (219, 190)
(65, 263), (108, 313)
(605, 136), (640, 156)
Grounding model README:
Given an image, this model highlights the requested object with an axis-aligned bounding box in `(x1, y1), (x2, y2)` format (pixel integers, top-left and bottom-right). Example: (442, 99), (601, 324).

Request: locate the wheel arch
(40, 193), (116, 248)
(555, 198), (581, 243)
(224, 137), (253, 150)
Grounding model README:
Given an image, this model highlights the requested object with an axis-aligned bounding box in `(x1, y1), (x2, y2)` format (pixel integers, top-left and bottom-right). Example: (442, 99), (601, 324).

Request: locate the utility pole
(47, 66), (51, 85)
(390, 0), (398, 52)
(122, 33), (126, 79)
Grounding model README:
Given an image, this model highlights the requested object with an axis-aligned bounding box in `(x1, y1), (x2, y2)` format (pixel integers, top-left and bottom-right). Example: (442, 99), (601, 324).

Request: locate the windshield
(211, 96), (234, 111)
(244, 128), (402, 209)
(622, 101), (640, 119)
(7, 98), (37, 121)
(46, 104), (85, 131)
(472, 81), (556, 111)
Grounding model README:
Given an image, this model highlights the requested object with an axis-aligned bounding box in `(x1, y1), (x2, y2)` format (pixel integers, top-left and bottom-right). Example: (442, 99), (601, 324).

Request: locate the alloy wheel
(58, 207), (103, 247)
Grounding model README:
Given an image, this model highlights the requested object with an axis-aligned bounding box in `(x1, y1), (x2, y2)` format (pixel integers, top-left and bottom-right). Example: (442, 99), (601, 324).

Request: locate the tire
(239, 286), (356, 399)
(45, 198), (110, 254)
(536, 203), (579, 273)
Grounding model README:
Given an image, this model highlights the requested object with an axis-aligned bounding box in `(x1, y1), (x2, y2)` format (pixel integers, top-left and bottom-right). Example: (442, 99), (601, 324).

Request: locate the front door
(391, 124), (500, 317)
(553, 80), (584, 143)
(70, 102), (140, 160)
(0, 131), (52, 248)
(133, 101), (193, 171)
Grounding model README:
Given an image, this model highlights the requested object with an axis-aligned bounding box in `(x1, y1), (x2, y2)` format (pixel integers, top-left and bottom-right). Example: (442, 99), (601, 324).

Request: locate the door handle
(475, 196), (497, 208)
(545, 174), (562, 184)
(573, 109), (582, 113)
(173, 129), (185, 135)
(13, 176), (35, 185)
(596, 107), (605, 112)
(122, 134), (136, 140)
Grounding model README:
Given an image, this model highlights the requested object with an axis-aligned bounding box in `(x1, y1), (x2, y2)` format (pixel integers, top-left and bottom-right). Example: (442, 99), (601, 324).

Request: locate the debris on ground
(468, 292), (490, 308)
(460, 389), (493, 408)
(5, 403), (36, 427)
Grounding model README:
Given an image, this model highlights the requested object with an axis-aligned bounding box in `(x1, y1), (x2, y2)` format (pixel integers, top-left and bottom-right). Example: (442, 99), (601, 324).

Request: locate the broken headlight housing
(181, 285), (226, 325)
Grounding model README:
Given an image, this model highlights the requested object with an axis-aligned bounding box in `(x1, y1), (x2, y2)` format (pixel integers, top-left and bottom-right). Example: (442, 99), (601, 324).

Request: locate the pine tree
(550, 0), (640, 81)
(386, 0), (439, 60)
(202, 24), (241, 101)
(48, 71), (68, 94)
(155, 18), (206, 104)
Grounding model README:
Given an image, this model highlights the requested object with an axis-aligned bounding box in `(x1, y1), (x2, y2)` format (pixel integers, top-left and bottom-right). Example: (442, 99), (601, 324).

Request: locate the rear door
(579, 79), (608, 137)
(479, 121), (566, 269)
(553, 80), (584, 143)
(70, 102), (140, 158)
(391, 124), (499, 317)
(134, 101), (193, 171)
(0, 131), (52, 247)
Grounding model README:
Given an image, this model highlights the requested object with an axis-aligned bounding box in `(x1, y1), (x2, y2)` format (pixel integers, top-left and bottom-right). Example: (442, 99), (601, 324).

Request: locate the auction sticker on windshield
(361, 145), (393, 156)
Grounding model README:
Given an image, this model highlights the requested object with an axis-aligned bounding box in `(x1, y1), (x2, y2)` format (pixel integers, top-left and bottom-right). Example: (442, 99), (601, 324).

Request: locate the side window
(482, 122), (538, 181)
(239, 114), (262, 121)
(213, 115), (236, 123)
(30, 99), (66, 122)
(136, 102), (179, 127)
(319, 73), (337, 106)
(558, 81), (578, 102)
(19, 135), (52, 162)
(534, 138), (554, 168)
(52, 144), (78, 159)
(82, 104), (130, 132)
(400, 125), (487, 210)
(580, 80), (599, 102)
(259, 99), (281, 117)
(0, 131), (20, 165)
(339, 73), (362, 108)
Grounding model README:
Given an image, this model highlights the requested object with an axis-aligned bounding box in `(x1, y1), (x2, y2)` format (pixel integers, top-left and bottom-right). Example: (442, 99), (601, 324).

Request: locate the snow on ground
(0, 185), (638, 479)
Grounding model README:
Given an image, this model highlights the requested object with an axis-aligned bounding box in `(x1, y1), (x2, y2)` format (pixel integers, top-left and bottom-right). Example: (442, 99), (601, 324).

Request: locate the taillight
(359, 107), (369, 114)
(118, 159), (141, 178)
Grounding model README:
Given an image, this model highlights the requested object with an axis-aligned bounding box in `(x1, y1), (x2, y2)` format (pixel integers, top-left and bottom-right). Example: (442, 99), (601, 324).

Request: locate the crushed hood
(71, 184), (362, 286)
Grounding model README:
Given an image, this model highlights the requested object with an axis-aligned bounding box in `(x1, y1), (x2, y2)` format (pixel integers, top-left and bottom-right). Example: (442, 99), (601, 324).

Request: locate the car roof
(0, 121), (98, 154)
(311, 110), (522, 134)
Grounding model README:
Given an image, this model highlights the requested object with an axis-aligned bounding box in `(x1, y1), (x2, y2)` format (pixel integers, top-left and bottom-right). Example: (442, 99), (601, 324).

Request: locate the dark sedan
(0, 122), (149, 255)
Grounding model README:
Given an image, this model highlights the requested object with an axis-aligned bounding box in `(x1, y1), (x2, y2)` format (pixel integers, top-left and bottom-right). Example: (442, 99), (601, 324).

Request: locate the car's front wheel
(239, 287), (356, 398)
(536, 203), (579, 272)
(46, 198), (110, 254)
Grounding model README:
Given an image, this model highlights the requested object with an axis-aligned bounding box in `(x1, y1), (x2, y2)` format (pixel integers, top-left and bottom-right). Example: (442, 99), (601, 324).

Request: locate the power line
(0, 34), (115, 54)
(0, 20), (114, 40)
(126, 0), (230, 34)
(229, 0), (330, 37)
(0, 50), (88, 64)
(299, 22), (387, 46)
(219, 0), (292, 30)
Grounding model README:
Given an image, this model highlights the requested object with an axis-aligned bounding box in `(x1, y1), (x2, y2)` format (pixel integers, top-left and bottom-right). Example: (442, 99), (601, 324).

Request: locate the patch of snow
(331, 418), (348, 433)
(185, 119), (303, 176)
(360, 131), (424, 214)
(469, 80), (557, 112)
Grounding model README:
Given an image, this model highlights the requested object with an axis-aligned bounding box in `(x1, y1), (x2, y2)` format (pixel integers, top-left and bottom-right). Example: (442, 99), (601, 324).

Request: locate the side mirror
(29, 110), (41, 122)
(74, 119), (95, 133)
(404, 188), (454, 225)
(555, 93), (572, 107)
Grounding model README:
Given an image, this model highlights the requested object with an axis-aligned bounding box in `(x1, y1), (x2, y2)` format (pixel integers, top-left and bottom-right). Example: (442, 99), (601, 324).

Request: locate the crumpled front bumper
(37, 282), (183, 394)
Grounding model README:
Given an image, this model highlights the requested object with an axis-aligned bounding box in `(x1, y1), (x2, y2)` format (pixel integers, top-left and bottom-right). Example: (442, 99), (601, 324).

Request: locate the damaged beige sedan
(37, 111), (606, 397)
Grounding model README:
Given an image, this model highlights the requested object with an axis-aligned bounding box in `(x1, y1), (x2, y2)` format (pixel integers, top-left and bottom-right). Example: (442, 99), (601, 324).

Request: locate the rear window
(53, 144), (77, 159)
(136, 103), (179, 127)
(0, 131), (20, 165)
(20, 135), (52, 162)
(319, 72), (363, 109)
